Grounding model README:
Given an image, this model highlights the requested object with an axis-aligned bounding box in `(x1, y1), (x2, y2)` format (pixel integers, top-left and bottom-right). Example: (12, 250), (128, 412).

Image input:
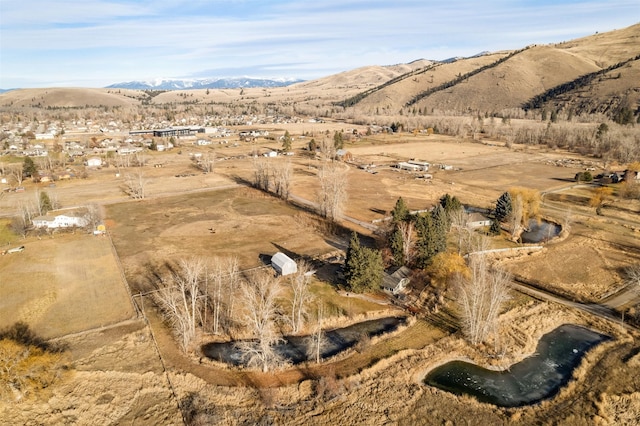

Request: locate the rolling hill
(343, 23), (640, 118)
(1, 23), (638, 121)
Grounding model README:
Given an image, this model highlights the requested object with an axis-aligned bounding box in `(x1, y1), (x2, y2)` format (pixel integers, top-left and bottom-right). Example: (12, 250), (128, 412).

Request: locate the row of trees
(381, 194), (512, 349)
(152, 257), (324, 372)
(387, 195), (463, 269)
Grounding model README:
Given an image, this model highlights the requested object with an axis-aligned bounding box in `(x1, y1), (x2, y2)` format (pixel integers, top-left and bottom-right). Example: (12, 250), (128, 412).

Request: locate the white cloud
(1, 0), (638, 87)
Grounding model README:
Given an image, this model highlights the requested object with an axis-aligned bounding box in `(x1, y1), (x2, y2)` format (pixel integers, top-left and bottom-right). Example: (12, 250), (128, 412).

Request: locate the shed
(271, 252), (297, 276)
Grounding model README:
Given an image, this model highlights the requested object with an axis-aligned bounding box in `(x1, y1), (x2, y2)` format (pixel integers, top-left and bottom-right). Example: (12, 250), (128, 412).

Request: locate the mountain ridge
(105, 77), (305, 90)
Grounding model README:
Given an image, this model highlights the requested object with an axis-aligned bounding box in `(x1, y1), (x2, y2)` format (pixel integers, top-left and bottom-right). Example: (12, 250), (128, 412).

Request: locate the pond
(423, 324), (609, 407)
(520, 219), (561, 243)
(202, 316), (406, 366)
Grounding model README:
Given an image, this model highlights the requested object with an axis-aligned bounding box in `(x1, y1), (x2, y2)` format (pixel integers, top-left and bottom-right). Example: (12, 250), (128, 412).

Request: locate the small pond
(202, 316), (405, 366)
(520, 219), (561, 243)
(423, 324), (609, 407)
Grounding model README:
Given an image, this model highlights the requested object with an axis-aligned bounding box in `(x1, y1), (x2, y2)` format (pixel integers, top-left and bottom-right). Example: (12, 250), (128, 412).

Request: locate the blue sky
(0, 0), (638, 88)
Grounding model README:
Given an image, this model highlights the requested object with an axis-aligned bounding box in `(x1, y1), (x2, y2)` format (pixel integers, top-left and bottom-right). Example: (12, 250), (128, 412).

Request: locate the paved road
(511, 278), (638, 330)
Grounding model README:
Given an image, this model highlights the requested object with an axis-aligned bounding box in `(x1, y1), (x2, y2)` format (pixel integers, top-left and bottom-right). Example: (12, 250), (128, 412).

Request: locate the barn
(271, 252), (297, 276)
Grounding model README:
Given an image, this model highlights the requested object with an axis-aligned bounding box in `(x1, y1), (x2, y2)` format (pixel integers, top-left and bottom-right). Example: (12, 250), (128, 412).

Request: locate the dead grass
(0, 233), (135, 339)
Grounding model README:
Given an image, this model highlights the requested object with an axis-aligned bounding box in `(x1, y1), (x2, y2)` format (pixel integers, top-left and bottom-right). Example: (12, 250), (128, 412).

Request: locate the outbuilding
(271, 252), (297, 276)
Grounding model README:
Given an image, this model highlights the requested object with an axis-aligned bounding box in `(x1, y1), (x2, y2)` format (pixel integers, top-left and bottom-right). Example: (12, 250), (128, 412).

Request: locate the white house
(382, 266), (411, 295)
(271, 252), (297, 276)
(86, 157), (102, 167)
(32, 210), (89, 229)
(467, 212), (492, 229)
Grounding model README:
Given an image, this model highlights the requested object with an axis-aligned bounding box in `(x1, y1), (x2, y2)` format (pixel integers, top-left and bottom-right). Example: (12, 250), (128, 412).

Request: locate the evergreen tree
(39, 191), (52, 214)
(345, 232), (365, 289)
(391, 197), (410, 224)
(414, 208), (449, 268)
(344, 232), (383, 293)
(415, 214), (435, 268)
(282, 130), (292, 152)
(489, 218), (501, 235)
(333, 131), (344, 150)
(495, 192), (512, 222)
(431, 205), (448, 251)
(439, 193), (462, 216)
(23, 157), (37, 178)
(389, 225), (405, 266)
(362, 247), (383, 291)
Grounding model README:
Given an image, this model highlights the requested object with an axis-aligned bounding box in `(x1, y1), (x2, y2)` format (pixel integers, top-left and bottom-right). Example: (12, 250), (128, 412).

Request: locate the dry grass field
(0, 232), (135, 339)
(1, 128), (640, 424)
(105, 187), (340, 275)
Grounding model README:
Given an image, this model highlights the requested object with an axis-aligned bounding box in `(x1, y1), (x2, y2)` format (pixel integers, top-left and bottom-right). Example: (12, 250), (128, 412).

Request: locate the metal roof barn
(271, 252), (297, 276)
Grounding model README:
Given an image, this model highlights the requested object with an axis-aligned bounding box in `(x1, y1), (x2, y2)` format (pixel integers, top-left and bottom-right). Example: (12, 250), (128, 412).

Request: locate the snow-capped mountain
(105, 77), (304, 90)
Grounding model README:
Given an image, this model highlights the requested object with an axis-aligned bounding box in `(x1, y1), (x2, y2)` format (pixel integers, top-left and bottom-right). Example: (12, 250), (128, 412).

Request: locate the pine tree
(439, 193), (462, 216)
(489, 218), (501, 235)
(23, 157), (37, 178)
(39, 191), (52, 214)
(431, 205), (448, 252)
(415, 208), (448, 269)
(344, 232), (364, 289)
(415, 214), (435, 268)
(282, 131), (292, 152)
(391, 197), (410, 223)
(495, 192), (512, 222)
(344, 232), (383, 293)
(333, 131), (344, 150)
(389, 225), (405, 266)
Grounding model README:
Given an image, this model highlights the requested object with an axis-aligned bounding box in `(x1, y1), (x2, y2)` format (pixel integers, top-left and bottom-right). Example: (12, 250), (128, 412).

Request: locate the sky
(0, 0), (638, 88)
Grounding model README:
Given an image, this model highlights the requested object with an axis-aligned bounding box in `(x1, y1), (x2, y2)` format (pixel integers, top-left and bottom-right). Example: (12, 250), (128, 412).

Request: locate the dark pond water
(424, 324), (609, 407)
(202, 316), (405, 366)
(520, 219), (561, 243)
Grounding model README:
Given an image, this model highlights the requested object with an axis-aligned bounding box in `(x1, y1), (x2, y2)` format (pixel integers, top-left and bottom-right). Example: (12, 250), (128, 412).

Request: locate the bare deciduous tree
(397, 220), (416, 265)
(289, 261), (313, 334)
(317, 161), (347, 221)
(456, 254), (510, 346)
(272, 159), (292, 200)
(153, 258), (206, 352)
(124, 170), (148, 199)
(252, 157), (271, 191)
(508, 193), (524, 240)
(193, 152), (215, 173)
(207, 256), (239, 335)
(625, 264), (640, 294)
(7, 164), (24, 186)
(318, 137), (335, 161)
(307, 302), (327, 364)
(237, 271), (286, 372)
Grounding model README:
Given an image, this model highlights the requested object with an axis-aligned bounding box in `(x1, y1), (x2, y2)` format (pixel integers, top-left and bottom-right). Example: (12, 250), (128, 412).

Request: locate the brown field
(1, 130), (640, 424)
(0, 232), (135, 339)
(105, 187), (341, 275)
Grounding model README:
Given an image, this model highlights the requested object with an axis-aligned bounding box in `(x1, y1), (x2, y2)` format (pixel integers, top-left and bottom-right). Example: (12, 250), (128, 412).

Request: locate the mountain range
(105, 77), (305, 90)
(1, 23), (639, 121)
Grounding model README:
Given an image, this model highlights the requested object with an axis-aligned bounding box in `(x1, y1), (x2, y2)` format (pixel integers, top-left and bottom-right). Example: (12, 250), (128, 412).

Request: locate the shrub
(0, 322), (70, 400)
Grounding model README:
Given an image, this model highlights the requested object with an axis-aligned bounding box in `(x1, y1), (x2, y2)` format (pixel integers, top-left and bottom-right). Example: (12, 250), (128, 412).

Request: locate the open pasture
(0, 233), (135, 339)
(105, 187), (343, 291)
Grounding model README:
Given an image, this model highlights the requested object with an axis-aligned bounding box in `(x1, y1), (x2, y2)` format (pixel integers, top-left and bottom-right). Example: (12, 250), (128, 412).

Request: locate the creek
(202, 316), (406, 366)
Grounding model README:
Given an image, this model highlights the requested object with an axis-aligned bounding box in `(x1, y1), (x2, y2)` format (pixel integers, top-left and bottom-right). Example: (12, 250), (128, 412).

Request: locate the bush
(0, 322), (70, 400)
(574, 171), (593, 182)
